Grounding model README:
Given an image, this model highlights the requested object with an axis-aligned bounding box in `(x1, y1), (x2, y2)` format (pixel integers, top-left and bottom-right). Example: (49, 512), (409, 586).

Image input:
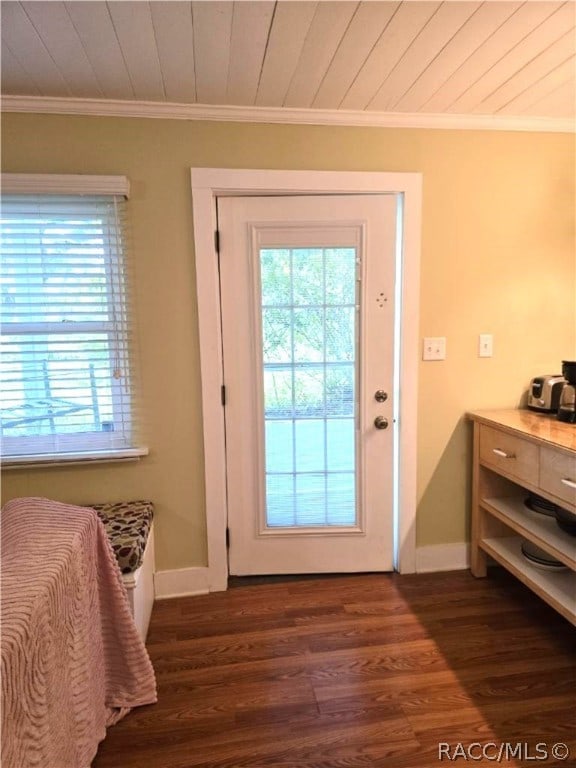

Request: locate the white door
(219, 195), (397, 575)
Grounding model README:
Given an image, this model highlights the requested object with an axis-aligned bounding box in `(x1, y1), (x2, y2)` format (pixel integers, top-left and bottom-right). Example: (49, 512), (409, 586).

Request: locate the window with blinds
(0, 178), (144, 463)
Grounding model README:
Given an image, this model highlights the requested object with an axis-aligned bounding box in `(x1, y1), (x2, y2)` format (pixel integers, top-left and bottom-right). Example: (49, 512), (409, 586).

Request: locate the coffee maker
(557, 360), (576, 423)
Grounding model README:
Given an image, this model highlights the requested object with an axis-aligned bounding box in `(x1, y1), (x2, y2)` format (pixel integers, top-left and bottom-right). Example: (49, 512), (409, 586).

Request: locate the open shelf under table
(480, 536), (576, 625)
(482, 495), (576, 568)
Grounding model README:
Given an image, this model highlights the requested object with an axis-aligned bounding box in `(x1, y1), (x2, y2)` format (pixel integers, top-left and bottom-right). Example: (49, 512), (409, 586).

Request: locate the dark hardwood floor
(93, 570), (575, 768)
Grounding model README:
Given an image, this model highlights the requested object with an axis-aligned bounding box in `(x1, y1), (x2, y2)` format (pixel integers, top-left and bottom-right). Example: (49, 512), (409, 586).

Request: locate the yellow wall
(1, 113), (574, 570)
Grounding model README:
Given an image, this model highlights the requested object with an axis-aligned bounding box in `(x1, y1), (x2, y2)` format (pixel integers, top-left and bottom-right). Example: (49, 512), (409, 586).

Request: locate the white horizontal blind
(260, 246), (359, 528)
(0, 192), (141, 460)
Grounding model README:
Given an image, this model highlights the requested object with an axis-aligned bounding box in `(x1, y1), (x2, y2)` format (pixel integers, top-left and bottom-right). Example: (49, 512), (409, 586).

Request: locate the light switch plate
(479, 334), (493, 358)
(423, 337), (446, 361)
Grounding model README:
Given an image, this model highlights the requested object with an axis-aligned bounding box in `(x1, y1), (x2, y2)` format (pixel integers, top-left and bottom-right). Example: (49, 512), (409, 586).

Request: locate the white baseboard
(154, 546), (469, 598)
(416, 542), (470, 573)
(154, 566), (210, 599)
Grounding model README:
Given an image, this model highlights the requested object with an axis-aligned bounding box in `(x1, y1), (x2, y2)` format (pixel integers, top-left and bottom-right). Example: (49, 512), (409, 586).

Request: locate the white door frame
(190, 168), (422, 591)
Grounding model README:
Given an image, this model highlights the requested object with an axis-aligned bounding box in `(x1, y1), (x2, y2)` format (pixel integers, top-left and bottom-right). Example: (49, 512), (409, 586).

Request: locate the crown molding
(1, 95), (574, 134)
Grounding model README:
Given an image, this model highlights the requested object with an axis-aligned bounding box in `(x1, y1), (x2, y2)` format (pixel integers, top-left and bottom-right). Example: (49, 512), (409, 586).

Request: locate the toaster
(527, 375), (566, 412)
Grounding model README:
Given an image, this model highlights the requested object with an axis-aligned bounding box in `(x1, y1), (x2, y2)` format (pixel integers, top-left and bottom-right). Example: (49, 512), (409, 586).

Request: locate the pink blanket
(1, 497), (157, 767)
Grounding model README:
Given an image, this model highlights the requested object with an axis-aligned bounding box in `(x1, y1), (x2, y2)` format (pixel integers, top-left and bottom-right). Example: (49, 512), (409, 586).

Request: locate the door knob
(374, 416), (388, 430)
(374, 390), (388, 402)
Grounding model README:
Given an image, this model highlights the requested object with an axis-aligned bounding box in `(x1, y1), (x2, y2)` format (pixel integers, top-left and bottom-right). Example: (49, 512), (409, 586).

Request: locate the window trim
(2, 446), (149, 470)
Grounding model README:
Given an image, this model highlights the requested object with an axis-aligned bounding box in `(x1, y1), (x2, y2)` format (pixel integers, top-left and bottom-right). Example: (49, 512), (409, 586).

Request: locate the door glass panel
(260, 247), (358, 528)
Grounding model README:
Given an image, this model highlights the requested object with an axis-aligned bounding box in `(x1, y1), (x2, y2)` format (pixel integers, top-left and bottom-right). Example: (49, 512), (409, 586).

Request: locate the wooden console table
(468, 409), (576, 625)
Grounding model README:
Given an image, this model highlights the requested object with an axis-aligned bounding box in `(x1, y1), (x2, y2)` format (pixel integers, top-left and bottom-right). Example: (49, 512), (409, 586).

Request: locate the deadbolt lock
(374, 390), (388, 402)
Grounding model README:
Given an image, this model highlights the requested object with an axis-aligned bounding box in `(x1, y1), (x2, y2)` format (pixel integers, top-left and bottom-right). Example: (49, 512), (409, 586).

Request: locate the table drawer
(479, 424), (539, 484)
(540, 447), (576, 509)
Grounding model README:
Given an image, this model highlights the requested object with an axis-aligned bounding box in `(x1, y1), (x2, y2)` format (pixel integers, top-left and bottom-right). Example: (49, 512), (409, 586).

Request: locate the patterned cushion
(88, 500), (154, 575)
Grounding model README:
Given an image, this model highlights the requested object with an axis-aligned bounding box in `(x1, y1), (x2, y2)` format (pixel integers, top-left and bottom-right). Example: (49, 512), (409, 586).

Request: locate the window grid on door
(260, 246), (359, 528)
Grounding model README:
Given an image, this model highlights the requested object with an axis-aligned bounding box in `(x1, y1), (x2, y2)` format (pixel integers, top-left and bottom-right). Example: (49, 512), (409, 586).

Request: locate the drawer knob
(561, 478), (576, 490)
(492, 448), (516, 459)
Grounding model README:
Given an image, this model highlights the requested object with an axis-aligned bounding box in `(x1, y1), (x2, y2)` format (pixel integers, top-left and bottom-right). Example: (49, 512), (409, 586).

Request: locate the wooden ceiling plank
(107, 1), (165, 101)
(255, 1), (317, 107)
(1, 42), (41, 96)
(521, 78), (575, 117)
(369, 1), (481, 111)
(284, 1), (358, 109)
(312, 2), (399, 109)
(498, 58), (575, 114)
(1, 1), (70, 96)
(21, 1), (102, 98)
(448, 3), (575, 113)
(227, 1), (275, 106)
(192, 1), (233, 105)
(425, 2), (564, 113)
(395, 2), (519, 113)
(340, 1), (440, 111)
(476, 31), (575, 113)
(1, 0), (572, 122)
(150, 2), (196, 103)
(65, 1), (134, 100)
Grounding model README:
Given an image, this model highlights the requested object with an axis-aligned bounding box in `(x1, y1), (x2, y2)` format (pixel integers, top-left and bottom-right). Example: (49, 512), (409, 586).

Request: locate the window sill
(1, 447), (149, 470)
